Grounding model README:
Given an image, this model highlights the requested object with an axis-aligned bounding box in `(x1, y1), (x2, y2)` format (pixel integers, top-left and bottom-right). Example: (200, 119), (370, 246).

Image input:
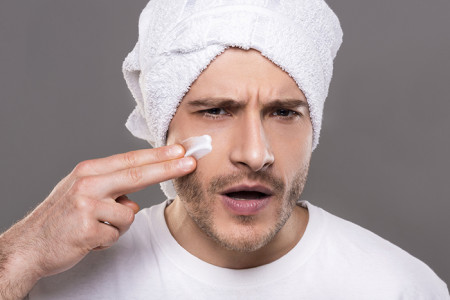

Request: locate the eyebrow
(186, 98), (244, 111)
(186, 98), (308, 110)
(265, 99), (309, 110)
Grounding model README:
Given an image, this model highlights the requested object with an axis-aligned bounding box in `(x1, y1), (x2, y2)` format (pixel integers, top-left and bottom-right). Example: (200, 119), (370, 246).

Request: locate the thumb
(115, 195), (140, 214)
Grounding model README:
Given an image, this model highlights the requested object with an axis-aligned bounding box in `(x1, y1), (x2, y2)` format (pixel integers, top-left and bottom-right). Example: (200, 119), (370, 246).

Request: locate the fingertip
(167, 144), (185, 157)
(180, 156), (197, 172)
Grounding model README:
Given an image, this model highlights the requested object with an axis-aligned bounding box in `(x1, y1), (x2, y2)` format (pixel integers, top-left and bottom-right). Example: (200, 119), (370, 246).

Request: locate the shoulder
(307, 202), (449, 297)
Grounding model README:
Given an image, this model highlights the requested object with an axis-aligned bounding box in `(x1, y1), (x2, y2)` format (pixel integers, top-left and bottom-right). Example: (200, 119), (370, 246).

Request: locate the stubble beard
(173, 163), (309, 253)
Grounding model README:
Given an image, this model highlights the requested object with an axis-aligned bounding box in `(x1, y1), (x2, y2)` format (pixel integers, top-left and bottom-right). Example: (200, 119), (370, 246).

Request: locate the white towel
(122, 0), (343, 198)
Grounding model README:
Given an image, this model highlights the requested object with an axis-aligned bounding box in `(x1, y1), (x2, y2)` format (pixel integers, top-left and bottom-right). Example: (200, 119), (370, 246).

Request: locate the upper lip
(221, 183), (274, 196)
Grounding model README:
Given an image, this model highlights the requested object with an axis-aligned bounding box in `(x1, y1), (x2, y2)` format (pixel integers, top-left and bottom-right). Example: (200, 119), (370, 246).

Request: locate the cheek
(166, 123), (180, 146)
(167, 109), (229, 146)
(166, 109), (201, 145)
(277, 136), (311, 165)
(267, 123), (312, 177)
(191, 130), (231, 176)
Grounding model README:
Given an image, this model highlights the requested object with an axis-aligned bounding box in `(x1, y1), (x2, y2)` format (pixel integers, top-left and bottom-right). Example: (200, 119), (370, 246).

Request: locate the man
(0, 0), (448, 299)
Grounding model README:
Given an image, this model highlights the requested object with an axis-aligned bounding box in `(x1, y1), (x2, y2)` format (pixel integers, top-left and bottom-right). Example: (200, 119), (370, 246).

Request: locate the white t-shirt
(29, 200), (449, 299)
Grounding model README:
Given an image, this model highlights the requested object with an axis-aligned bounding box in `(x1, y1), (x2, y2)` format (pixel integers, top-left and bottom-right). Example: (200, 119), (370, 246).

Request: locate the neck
(164, 198), (308, 269)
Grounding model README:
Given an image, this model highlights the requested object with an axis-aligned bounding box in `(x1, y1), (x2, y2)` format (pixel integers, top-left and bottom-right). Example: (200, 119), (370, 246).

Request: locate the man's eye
(205, 108), (227, 115)
(272, 109), (299, 118)
(200, 108), (229, 119)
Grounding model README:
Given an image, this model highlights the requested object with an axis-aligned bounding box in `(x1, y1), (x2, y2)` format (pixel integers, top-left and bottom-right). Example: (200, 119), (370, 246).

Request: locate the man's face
(166, 48), (312, 252)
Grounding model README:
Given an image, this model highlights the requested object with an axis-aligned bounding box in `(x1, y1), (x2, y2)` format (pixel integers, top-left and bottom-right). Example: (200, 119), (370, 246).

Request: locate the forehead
(183, 47), (305, 102)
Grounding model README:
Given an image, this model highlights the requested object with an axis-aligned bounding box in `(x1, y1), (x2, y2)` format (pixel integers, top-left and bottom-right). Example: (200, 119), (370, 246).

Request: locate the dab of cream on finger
(181, 135), (212, 160)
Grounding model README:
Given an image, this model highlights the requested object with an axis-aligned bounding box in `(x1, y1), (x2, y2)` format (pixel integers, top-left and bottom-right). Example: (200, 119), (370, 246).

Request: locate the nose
(229, 113), (275, 172)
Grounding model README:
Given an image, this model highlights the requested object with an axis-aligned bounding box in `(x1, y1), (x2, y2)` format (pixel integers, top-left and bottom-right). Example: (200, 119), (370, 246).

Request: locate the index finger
(73, 144), (185, 177)
(88, 156), (197, 199)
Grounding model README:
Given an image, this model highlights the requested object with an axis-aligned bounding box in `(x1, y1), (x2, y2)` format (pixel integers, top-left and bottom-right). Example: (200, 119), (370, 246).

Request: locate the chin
(204, 199), (293, 253)
(210, 224), (279, 252)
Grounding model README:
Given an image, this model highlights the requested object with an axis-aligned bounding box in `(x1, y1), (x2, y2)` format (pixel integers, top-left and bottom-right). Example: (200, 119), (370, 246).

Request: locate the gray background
(1, 0), (449, 285)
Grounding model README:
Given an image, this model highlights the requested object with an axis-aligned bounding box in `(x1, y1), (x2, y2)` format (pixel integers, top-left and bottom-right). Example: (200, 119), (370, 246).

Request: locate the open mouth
(225, 191), (270, 200)
(221, 185), (273, 215)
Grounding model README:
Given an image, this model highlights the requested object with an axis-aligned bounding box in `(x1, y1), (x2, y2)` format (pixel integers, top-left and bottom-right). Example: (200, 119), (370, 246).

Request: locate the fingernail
(179, 157), (195, 171)
(168, 144), (184, 157)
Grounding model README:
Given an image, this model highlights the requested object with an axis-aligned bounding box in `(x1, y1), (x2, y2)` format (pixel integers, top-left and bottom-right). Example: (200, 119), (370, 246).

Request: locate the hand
(0, 145), (195, 300)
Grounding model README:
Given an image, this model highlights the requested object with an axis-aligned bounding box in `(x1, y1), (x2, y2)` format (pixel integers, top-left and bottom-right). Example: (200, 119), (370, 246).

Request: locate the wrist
(0, 229), (42, 299)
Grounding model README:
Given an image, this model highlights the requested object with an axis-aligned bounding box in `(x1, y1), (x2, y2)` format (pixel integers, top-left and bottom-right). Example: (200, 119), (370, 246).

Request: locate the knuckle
(100, 228), (120, 248)
(79, 219), (98, 240)
(163, 159), (180, 175)
(74, 196), (95, 214)
(163, 160), (175, 174)
(123, 207), (135, 225)
(123, 151), (138, 168)
(127, 167), (143, 183)
(153, 147), (165, 162)
(73, 160), (94, 176)
(71, 176), (96, 194)
(108, 229), (120, 245)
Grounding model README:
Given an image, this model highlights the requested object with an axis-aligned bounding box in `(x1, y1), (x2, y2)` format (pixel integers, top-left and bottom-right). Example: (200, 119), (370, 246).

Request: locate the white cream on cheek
(182, 134), (212, 160)
(162, 135), (212, 199)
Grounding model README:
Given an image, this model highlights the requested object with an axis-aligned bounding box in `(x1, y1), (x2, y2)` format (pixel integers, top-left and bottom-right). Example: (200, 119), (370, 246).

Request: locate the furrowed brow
(187, 98), (244, 109)
(265, 99), (309, 110)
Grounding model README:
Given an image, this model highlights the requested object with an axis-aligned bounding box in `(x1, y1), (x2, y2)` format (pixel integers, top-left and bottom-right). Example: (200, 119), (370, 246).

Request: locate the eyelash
(201, 108), (230, 120)
(271, 109), (301, 120)
(200, 108), (301, 120)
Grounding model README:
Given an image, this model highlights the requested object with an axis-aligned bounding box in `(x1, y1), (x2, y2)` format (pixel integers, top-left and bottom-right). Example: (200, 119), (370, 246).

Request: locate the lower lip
(221, 195), (270, 216)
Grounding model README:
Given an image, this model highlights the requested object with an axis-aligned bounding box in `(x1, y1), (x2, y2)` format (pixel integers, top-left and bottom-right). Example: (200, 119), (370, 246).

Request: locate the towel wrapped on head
(122, 0), (343, 198)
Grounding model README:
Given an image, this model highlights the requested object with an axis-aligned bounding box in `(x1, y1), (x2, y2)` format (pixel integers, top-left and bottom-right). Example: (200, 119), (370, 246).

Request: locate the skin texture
(165, 48), (312, 269)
